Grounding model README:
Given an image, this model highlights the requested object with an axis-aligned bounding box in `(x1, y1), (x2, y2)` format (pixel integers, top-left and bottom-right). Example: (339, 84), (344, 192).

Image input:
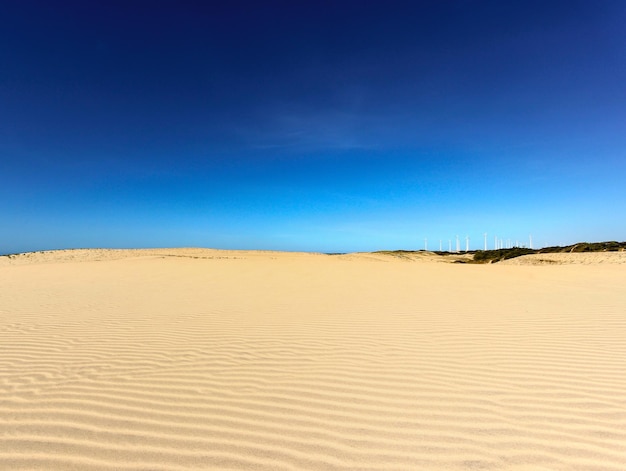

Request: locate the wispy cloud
(241, 108), (381, 152)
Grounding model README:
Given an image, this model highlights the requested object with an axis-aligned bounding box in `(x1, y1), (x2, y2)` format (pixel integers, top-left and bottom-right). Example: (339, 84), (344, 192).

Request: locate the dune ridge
(499, 252), (626, 265)
(1, 249), (625, 470)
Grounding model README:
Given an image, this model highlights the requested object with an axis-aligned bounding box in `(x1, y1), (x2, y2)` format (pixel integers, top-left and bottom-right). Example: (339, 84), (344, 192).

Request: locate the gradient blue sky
(2, 1), (625, 254)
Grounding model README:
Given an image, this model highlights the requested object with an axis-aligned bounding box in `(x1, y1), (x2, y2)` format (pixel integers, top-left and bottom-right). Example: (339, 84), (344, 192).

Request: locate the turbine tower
(465, 235), (470, 252)
(529, 234), (533, 249)
(483, 232), (487, 251)
(455, 235), (460, 253)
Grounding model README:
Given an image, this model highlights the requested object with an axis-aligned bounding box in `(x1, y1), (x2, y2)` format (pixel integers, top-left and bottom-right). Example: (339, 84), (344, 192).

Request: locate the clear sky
(2, 1), (625, 254)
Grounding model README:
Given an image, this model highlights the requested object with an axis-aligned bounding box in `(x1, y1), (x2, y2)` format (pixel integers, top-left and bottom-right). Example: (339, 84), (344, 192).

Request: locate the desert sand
(1, 248), (625, 470)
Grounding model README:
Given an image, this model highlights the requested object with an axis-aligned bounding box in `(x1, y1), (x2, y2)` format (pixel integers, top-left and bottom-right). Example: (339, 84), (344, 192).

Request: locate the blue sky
(1, 1), (625, 253)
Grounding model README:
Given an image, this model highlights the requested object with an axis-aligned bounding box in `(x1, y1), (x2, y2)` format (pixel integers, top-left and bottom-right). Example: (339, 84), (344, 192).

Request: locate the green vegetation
(472, 248), (536, 263)
(539, 241), (626, 253)
(472, 241), (626, 264)
(372, 241), (625, 264)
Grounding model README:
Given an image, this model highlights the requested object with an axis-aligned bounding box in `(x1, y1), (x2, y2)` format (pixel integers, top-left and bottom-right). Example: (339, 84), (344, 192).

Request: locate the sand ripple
(1, 249), (625, 470)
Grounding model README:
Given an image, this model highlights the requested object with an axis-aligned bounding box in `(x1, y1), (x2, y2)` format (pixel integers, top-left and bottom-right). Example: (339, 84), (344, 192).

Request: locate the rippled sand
(1, 248), (625, 470)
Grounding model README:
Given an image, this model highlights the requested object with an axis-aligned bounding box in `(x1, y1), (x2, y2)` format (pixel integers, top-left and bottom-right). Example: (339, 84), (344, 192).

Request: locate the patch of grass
(539, 241), (626, 253)
(472, 248), (536, 263)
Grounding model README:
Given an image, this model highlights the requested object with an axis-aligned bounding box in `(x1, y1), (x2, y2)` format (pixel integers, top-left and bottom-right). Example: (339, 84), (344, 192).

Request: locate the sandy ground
(1, 248), (625, 470)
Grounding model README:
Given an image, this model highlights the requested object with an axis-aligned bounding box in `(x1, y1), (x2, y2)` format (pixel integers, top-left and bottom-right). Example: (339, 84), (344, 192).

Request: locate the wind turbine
(484, 232), (487, 251)
(439, 240), (442, 252)
(455, 235), (460, 253)
(529, 234), (533, 249)
(465, 235), (470, 252)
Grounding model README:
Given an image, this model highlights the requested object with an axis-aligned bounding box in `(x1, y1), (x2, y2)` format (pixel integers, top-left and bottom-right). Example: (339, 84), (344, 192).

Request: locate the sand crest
(500, 251), (626, 265)
(1, 249), (625, 470)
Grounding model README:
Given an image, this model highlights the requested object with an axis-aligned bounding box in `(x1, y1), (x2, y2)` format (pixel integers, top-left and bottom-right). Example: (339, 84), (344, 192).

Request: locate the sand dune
(500, 251), (626, 265)
(1, 249), (625, 470)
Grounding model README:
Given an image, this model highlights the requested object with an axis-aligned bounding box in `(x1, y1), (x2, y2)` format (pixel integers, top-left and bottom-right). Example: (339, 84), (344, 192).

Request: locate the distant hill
(472, 241), (626, 264)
